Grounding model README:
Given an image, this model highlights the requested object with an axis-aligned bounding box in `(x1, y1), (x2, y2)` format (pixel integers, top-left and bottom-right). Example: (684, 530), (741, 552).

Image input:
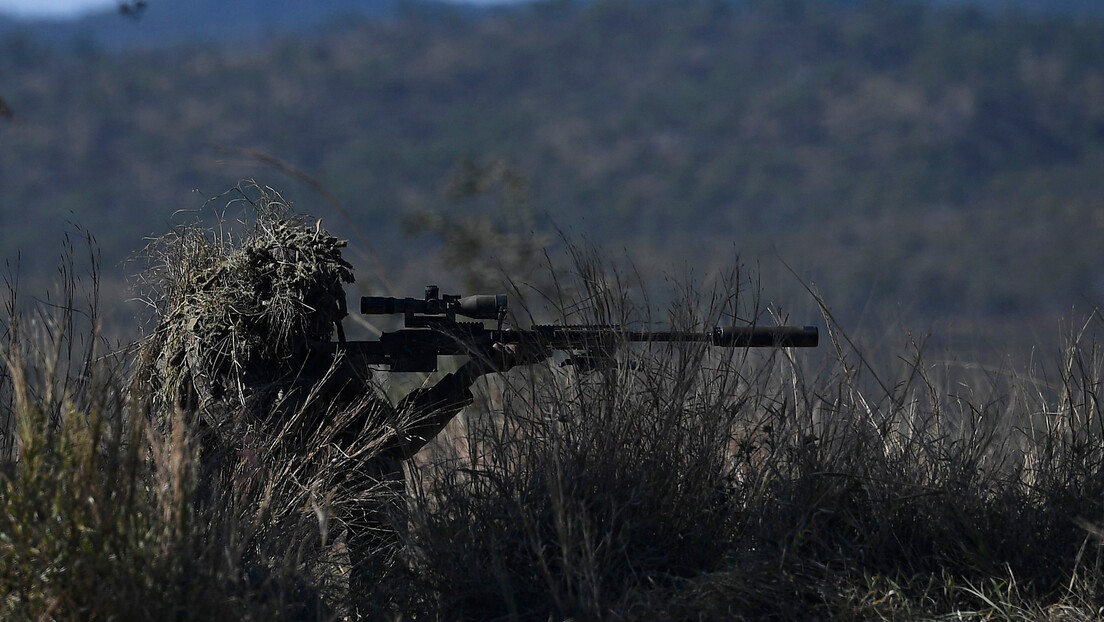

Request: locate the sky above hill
(0, 0), (114, 18)
(0, 0), (522, 19)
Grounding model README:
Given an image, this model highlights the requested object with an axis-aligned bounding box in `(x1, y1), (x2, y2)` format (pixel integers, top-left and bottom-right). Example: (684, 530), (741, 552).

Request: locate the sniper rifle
(316, 285), (818, 373)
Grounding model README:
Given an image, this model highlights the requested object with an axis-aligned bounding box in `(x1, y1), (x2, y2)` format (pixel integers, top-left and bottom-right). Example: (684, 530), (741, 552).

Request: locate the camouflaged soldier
(135, 198), (544, 617)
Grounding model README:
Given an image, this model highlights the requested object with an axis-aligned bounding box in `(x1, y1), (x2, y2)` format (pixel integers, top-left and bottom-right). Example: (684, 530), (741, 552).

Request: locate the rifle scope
(361, 285), (507, 320)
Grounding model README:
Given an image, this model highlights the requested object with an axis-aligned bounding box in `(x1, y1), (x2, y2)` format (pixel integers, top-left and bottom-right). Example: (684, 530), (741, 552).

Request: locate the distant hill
(1, 0), (1101, 51)
(928, 0), (1104, 15)
(3, 0), (1104, 354)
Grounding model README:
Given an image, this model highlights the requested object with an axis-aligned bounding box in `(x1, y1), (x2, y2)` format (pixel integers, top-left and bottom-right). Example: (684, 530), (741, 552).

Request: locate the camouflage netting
(134, 186), (355, 446)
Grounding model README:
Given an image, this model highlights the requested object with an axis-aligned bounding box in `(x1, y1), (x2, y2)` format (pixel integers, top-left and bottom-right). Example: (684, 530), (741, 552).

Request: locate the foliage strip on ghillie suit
(133, 184), (356, 456)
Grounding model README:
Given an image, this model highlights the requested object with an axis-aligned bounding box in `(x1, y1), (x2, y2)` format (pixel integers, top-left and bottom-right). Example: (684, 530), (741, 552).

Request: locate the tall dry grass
(3, 231), (1104, 620)
(0, 230), (349, 620)
(386, 254), (1104, 621)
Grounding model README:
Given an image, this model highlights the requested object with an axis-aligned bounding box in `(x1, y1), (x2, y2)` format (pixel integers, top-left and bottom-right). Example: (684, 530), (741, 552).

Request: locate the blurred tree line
(1, 0), (1103, 352)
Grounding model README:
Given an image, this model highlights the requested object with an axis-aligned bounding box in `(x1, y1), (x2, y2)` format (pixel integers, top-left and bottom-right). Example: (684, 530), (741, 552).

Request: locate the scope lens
(458, 294), (507, 319)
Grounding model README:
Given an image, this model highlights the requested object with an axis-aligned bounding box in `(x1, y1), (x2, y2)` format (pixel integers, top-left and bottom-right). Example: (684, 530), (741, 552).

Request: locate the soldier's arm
(386, 345), (549, 460)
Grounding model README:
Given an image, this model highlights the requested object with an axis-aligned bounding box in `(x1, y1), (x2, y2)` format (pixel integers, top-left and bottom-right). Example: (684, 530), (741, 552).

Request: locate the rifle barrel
(712, 325), (819, 348)
(510, 325), (818, 348)
(637, 326), (818, 347)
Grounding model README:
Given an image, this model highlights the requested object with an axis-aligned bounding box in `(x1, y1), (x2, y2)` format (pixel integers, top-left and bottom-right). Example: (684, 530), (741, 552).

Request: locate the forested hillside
(2, 0), (1104, 353)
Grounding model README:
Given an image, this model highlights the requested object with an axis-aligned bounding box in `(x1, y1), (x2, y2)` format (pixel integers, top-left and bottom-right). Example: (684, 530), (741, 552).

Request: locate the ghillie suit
(132, 185), (495, 617)
(135, 189), (356, 453)
(130, 186), (383, 616)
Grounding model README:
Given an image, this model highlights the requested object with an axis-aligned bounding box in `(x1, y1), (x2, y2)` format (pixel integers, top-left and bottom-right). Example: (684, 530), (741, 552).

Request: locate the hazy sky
(0, 0), (522, 19)
(0, 0), (117, 18)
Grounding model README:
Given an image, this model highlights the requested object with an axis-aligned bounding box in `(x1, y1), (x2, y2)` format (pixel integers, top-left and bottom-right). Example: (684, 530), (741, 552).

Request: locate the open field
(3, 231), (1104, 620)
